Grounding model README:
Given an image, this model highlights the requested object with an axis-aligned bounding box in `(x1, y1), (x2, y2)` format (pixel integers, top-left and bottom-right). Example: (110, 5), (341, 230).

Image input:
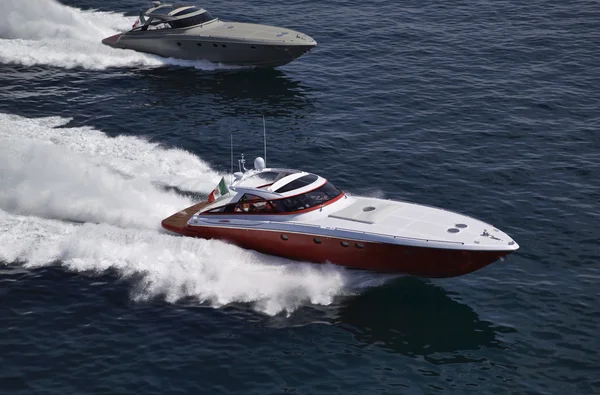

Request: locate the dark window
(176, 42), (182, 46)
(275, 174), (318, 193)
(281, 234), (288, 241)
(196, 43), (202, 46)
(222, 44), (227, 48)
(239, 194), (263, 202)
(206, 181), (343, 215)
(268, 181), (343, 213)
(169, 12), (216, 29)
(269, 195), (308, 212)
(355, 243), (364, 249)
(313, 238), (322, 244)
(213, 43), (218, 47)
(226, 197), (277, 214)
(340, 241), (349, 247)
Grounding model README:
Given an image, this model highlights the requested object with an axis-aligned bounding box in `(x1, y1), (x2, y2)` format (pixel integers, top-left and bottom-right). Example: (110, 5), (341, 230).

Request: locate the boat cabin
(133, 3), (217, 31)
(200, 167), (345, 215)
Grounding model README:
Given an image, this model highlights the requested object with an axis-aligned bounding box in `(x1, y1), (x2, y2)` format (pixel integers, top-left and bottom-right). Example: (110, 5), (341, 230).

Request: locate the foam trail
(0, 0), (236, 70)
(0, 113), (226, 229)
(0, 209), (364, 316)
(0, 113), (223, 194)
(0, 112), (394, 316)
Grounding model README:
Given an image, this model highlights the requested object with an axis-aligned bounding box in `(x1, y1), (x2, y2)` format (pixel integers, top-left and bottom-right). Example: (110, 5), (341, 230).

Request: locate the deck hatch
(328, 200), (400, 224)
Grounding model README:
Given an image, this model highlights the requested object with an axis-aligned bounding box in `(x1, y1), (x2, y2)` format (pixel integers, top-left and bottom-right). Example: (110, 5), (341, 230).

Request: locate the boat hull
(161, 203), (512, 278)
(101, 33), (314, 68)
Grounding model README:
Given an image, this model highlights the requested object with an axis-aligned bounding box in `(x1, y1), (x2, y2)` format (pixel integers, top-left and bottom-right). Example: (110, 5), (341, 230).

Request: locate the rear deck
(101, 33), (123, 47)
(161, 201), (210, 235)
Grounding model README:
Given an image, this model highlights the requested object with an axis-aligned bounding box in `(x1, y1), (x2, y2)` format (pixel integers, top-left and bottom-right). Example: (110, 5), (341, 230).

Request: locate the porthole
(447, 228), (460, 233)
(222, 44), (227, 48)
(281, 234), (288, 241)
(313, 238), (322, 244)
(355, 243), (364, 249)
(250, 45), (256, 49)
(213, 43), (218, 47)
(176, 42), (182, 46)
(455, 223), (468, 229)
(363, 206), (376, 212)
(196, 43), (202, 47)
(340, 241), (349, 247)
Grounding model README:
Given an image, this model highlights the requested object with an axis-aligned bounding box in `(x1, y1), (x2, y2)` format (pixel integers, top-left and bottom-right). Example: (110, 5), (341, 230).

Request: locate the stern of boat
(101, 33), (123, 48)
(161, 201), (211, 236)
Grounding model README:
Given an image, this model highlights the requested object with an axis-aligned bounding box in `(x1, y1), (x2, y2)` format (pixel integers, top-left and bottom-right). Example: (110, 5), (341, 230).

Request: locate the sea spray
(0, 113), (392, 315)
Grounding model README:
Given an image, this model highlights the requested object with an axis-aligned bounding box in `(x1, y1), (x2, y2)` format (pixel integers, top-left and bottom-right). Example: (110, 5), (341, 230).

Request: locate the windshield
(203, 181), (343, 215)
(169, 12), (216, 28)
(269, 181), (343, 212)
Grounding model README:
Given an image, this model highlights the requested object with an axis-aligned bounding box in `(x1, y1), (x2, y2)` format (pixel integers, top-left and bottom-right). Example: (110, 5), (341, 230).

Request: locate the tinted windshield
(274, 174), (318, 193)
(269, 182), (343, 212)
(169, 12), (216, 28)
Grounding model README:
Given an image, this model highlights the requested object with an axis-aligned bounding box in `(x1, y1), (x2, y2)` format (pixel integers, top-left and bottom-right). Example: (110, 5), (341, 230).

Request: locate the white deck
(189, 163), (517, 252)
(307, 196), (517, 250)
(191, 195), (518, 251)
(187, 22), (316, 46)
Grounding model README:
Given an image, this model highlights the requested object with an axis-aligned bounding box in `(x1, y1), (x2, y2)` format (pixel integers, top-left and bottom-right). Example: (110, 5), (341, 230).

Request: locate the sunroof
(274, 174), (318, 193)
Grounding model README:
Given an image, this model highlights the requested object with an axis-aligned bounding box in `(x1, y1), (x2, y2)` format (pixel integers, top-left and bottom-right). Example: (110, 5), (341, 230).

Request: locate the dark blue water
(1, 0), (599, 393)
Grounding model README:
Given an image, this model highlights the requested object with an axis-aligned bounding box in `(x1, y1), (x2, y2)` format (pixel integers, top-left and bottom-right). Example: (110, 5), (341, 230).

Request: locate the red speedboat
(162, 155), (519, 277)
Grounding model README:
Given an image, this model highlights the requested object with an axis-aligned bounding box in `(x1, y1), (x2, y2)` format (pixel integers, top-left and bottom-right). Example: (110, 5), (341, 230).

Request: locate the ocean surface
(1, 0), (599, 393)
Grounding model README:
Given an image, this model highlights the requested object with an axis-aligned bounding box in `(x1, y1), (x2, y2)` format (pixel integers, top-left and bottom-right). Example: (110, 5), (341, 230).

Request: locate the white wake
(0, 113), (388, 315)
(0, 0), (235, 70)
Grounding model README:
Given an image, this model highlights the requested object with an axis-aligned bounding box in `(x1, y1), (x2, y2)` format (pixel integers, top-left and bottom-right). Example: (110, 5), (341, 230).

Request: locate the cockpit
(133, 5), (217, 31)
(202, 170), (344, 215)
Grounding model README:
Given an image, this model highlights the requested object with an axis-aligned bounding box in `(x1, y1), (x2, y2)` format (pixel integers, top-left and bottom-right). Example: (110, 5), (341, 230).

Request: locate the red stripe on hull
(162, 222), (511, 278)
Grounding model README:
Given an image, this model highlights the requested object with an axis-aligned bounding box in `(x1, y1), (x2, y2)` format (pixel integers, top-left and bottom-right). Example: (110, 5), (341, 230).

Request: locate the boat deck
(101, 33), (122, 47)
(161, 201), (210, 235)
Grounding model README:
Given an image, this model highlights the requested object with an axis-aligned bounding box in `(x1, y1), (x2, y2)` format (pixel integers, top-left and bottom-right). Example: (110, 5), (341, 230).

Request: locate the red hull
(162, 221), (511, 278)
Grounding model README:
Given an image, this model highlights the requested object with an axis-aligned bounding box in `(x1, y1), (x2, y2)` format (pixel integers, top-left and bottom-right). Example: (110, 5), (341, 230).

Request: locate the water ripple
(1, 0), (599, 393)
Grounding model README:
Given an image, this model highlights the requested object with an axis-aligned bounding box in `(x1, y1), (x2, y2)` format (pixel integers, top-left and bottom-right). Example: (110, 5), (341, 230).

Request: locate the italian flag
(132, 11), (146, 29)
(208, 177), (229, 203)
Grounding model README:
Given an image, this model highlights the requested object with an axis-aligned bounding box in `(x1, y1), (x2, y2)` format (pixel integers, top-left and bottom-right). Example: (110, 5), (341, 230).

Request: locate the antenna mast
(262, 115), (267, 167)
(230, 134), (233, 184)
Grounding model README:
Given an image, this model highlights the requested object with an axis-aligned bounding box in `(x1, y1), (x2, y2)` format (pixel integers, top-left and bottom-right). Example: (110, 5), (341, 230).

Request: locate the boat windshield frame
(202, 181), (344, 215)
(168, 11), (217, 29)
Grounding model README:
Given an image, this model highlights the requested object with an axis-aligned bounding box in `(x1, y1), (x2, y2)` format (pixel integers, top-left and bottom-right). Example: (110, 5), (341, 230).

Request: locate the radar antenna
(262, 115), (267, 168)
(238, 153), (246, 172)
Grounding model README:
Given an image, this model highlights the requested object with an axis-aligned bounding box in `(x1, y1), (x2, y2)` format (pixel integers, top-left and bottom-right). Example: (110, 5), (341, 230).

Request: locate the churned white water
(0, 0), (236, 70)
(0, 113), (388, 315)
